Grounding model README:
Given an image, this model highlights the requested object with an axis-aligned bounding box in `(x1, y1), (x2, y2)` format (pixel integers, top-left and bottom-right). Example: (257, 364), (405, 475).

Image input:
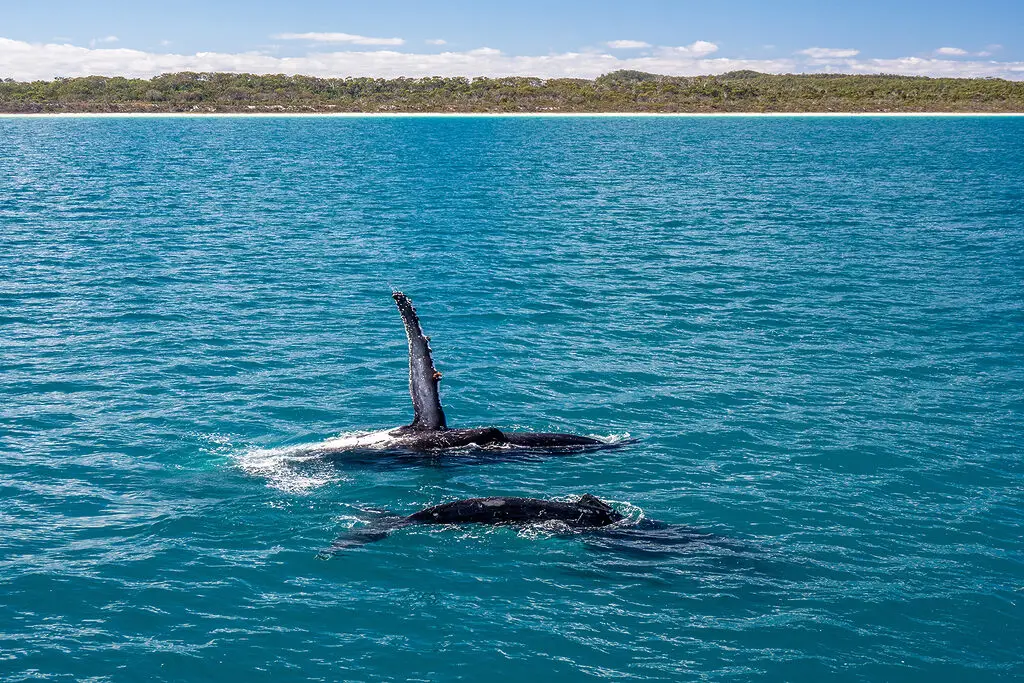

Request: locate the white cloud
(0, 38), (772, 79)
(664, 40), (719, 56)
(798, 47), (860, 59)
(426, 39), (447, 46)
(0, 37), (1021, 82)
(936, 47), (968, 56)
(88, 35), (118, 47)
(845, 56), (1024, 79)
(607, 40), (651, 49)
(273, 32), (404, 46)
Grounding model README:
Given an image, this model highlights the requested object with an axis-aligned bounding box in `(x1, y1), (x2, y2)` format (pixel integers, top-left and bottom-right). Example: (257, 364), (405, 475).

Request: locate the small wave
(596, 432), (633, 445)
(330, 512), (373, 531)
(192, 431), (243, 462)
(235, 447), (342, 493)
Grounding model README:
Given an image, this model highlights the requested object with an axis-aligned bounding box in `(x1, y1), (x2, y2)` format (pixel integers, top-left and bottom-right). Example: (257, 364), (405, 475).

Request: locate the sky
(1, 0), (1022, 81)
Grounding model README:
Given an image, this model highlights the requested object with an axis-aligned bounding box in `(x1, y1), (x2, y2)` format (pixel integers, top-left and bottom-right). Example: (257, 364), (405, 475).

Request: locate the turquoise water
(1, 115), (1022, 681)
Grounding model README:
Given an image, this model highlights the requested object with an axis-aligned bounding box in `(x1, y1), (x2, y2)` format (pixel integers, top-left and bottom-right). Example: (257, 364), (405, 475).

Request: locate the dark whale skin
(406, 495), (625, 527)
(320, 494), (627, 555)
(388, 425), (604, 451)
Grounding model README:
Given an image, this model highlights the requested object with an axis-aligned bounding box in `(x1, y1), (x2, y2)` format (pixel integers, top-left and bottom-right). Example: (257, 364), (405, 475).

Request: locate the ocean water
(1, 115), (1022, 681)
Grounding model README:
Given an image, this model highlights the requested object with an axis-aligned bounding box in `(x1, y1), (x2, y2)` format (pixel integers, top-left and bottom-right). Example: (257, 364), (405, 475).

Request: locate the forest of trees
(1, 70), (1022, 113)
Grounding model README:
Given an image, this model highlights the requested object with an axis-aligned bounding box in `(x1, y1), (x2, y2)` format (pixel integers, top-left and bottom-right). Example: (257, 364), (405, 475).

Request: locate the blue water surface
(1, 115), (1022, 681)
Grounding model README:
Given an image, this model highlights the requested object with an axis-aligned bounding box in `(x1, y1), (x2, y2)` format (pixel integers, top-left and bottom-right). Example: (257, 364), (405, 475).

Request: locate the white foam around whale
(234, 430), (401, 493)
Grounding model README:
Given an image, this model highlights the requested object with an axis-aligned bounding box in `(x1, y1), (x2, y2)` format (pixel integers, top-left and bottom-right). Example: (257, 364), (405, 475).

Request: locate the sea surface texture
(1, 116), (1022, 681)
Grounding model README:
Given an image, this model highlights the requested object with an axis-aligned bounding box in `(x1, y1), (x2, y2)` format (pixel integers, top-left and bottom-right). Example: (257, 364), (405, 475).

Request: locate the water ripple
(1, 116), (1022, 681)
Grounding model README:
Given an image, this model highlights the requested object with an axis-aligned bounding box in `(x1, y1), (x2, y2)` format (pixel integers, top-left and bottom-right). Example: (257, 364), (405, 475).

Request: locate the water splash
(229, 433), (398, 493)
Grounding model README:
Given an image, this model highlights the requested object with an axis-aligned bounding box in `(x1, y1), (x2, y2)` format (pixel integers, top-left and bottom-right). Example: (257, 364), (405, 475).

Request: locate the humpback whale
(321, 494), (625, 553)
(343, 292), (609, 452)
(320, 494), (720, 555)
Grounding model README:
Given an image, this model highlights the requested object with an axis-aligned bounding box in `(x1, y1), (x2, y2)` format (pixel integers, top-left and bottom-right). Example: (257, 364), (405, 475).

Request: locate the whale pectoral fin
(392, 292), (447, 431)
(318, 517), (407, 558)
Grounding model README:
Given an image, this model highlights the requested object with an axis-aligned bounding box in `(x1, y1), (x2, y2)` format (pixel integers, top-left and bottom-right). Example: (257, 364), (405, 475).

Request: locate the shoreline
(6, 71), (1020, 118)
(2, 111), (1023, 118)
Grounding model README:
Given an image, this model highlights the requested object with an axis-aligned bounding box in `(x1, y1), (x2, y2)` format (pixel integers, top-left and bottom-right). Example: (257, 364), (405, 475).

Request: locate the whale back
(321, 496), (629, 555)
(406, 495), (624, 527)
(392, 292), (447, 431)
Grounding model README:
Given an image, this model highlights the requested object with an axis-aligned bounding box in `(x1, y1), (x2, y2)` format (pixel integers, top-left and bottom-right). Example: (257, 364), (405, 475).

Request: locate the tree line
(1, 70), (1022, 113)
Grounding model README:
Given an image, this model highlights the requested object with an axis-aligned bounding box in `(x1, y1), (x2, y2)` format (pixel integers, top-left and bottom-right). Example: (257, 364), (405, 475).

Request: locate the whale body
(407, 494), (624, 526)
(320, 292), (612, 454)
(321, 494), (625, 553)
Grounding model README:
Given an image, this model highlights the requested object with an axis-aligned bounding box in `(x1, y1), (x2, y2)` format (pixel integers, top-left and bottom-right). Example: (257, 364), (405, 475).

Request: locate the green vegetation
(1, 70), (1022, 113)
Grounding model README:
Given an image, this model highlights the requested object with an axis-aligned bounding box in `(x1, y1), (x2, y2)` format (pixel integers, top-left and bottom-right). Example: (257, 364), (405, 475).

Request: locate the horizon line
(3, 112), (1023, 118)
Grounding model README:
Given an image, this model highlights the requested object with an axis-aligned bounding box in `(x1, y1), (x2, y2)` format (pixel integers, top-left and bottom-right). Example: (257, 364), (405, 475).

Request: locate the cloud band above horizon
(272, 32), (404, 46)
(0, 37), (1022, 82)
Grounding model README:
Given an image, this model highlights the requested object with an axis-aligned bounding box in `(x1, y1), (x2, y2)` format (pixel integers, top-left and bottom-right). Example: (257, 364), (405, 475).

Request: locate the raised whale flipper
(392, 292), (447, 431)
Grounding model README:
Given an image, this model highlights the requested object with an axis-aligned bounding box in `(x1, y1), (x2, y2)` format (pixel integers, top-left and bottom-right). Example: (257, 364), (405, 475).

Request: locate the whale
(320, 494), (625, 553)
(319, 494), (719, 555)
(317, 292), (616, 455)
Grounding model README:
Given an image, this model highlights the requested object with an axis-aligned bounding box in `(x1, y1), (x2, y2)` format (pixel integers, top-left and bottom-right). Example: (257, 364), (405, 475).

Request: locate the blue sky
(1, 0), (1022, 80)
